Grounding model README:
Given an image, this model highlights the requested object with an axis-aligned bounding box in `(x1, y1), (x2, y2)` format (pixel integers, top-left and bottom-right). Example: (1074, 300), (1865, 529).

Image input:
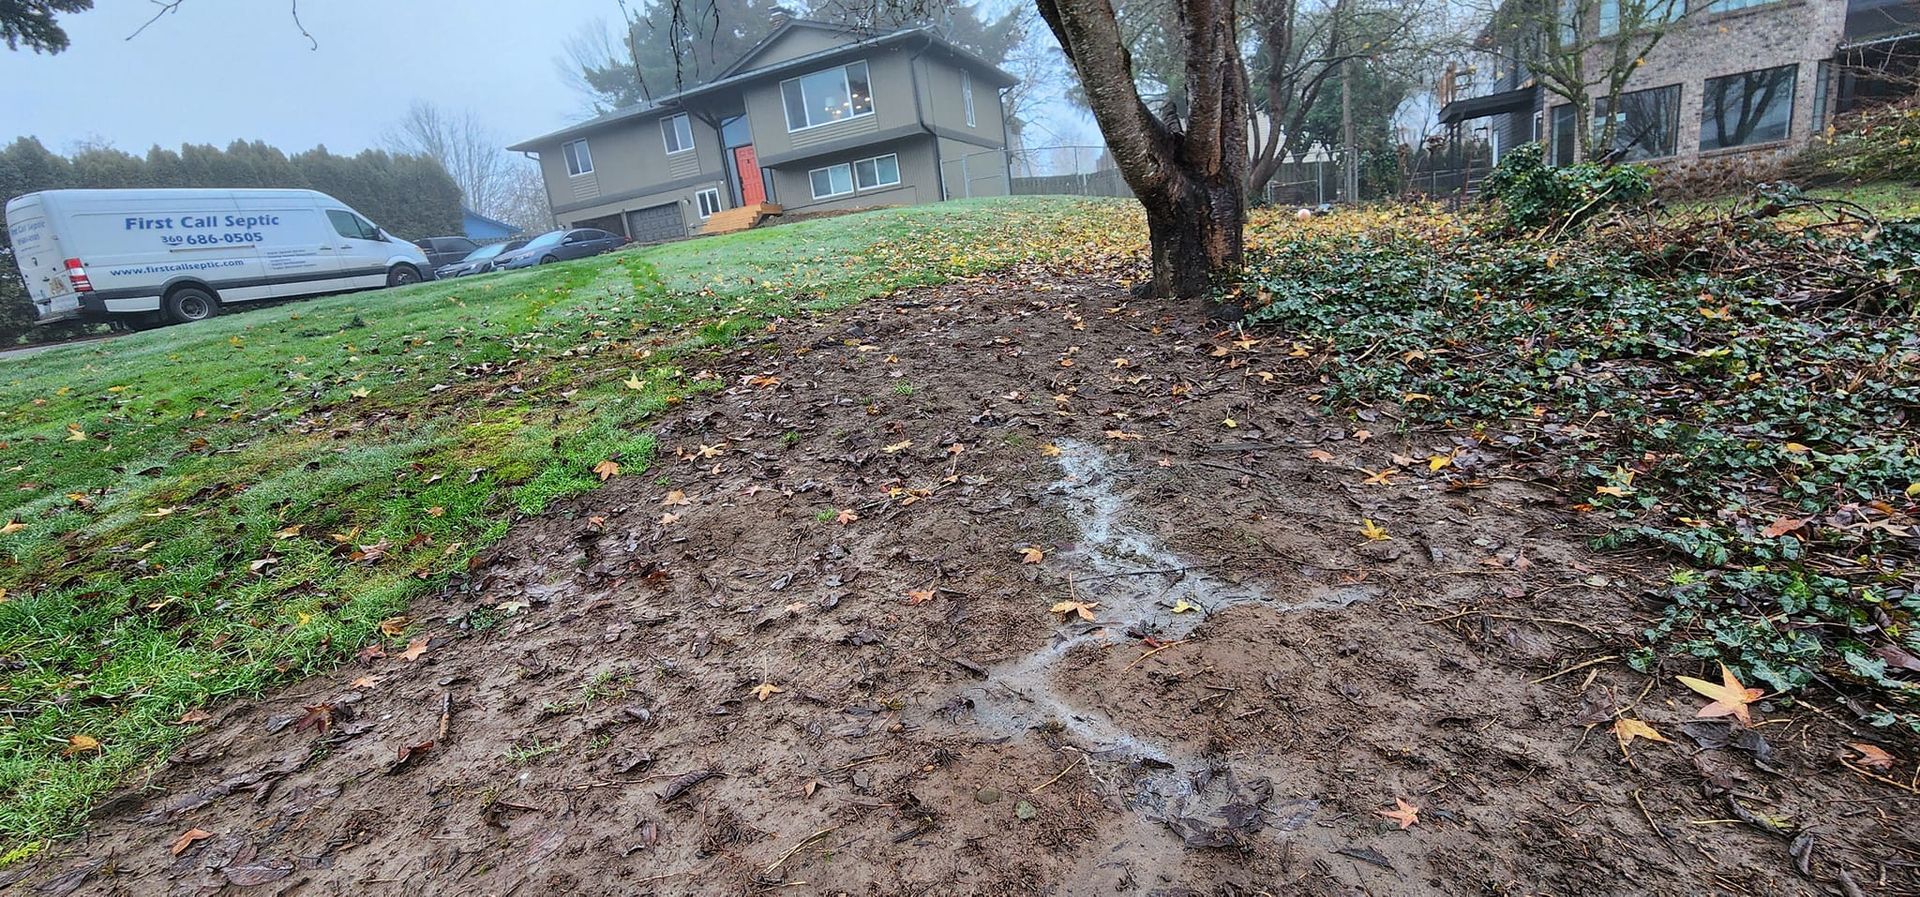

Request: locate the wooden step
(699, 202), (783, 236)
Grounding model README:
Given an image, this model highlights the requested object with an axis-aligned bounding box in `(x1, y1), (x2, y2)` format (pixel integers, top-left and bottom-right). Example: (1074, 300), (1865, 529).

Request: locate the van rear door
(3, 195), (80, 322)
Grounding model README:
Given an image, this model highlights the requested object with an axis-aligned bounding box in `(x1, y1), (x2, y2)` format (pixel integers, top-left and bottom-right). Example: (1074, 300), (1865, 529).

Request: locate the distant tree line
(0, 137), (462, 344)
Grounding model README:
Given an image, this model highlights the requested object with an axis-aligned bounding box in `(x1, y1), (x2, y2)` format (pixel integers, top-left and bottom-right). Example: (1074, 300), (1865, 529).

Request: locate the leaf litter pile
(8, 205), (1920, 895)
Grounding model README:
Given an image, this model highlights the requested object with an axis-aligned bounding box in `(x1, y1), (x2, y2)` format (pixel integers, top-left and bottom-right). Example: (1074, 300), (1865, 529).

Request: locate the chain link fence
(946, 145), (1351, 206)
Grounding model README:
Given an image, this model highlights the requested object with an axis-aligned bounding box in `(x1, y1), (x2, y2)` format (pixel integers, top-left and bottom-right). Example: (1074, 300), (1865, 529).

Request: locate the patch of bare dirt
(10, 266), (1918, 896)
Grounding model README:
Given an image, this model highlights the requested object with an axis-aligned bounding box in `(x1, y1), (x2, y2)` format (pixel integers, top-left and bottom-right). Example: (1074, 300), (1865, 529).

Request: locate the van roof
(23, 188), (337, 202)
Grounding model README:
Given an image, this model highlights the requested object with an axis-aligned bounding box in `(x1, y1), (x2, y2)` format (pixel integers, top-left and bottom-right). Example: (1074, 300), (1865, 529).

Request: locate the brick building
(1439, 0), (1920, 171)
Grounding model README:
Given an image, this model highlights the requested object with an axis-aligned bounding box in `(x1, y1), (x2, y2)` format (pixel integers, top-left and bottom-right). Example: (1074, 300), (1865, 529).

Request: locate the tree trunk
(1037, 0), (1249, 312)
(1142, 163), (1244, 305)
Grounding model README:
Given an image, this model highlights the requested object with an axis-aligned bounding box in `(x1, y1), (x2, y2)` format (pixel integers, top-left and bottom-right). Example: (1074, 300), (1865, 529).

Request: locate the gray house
(508, 17), (1018, 242)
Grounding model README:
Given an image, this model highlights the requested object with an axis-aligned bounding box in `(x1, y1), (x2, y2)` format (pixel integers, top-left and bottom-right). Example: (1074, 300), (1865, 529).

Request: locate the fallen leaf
(426, 506), (445, 518)
(1360, 468), (1397, 486)
(399, 636), (431, 662)
(905, 589), (936, 605)
(63, 734), (102, 756)
(292, 704), (333, 734)
(1676, 664), (1763, 727)
(835, 508), (859, 525)
(1762, 516), (1810, 538)
(661, 489), (690, 506)
(496, 599), (529, 614)
(1171, 599), (1198, 614)
(1307, 449), (1336, 463)
(272, 524), (304, 540)
(1377, 797), (1419, 829)
(1221, 416), (1238, 429)
(1595, 485), (1633, 498)
(350, 675), (381, 689)
(378, 616), (409, 636)
(1359, 519), (1390, 542)
(170, 828), (212, 856)
(1427, 453), (1453, 472)
(0, 520), (25, 535)
(623, 373), (646, 391)
(1049, 600), (1099, 621)
(751, 682), (785, 702)
(1041, 444), (1062, 457)
(175, 709), (212, 725)
(145, 506), (179, 518)
(882, 440), (913, 454)
(659, 512), (681, 525)
(1612, 717), (1670, 749)
(1019, 547), (1044, 564)
(1849, 742), (1896, 770)
(593, 460), (622, 480)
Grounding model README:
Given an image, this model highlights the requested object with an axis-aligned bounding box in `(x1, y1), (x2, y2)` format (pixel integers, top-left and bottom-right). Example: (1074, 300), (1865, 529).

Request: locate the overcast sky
(0, 0), (620, 157)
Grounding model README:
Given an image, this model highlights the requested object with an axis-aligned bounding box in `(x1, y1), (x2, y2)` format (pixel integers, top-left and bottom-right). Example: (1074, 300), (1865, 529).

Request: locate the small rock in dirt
(1015, 800), (1037, 820)
(975, 787), (1002, 805)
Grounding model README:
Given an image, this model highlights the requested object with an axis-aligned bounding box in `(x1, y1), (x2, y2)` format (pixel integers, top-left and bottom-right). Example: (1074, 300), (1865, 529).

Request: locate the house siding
(533, 113), (726, 216)
(557, 177), (732, 240)
(769, 136), (938, 213)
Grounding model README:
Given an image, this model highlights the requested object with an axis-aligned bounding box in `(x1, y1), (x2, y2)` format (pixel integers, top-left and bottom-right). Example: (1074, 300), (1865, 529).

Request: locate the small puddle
(941, 439), (1376, 844)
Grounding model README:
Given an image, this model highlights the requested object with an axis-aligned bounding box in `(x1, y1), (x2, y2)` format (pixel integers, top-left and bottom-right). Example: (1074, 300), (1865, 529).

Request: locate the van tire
(387, 264), (421, 287)
(164, 287), (219, 324)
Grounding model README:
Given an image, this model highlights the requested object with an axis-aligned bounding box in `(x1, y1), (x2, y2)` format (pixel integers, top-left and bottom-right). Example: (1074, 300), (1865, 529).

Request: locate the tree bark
(1037, 0), (1249, 311)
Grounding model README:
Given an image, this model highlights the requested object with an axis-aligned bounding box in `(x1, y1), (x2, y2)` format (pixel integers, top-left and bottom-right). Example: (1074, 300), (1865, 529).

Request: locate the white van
(4, 188), (434, 326)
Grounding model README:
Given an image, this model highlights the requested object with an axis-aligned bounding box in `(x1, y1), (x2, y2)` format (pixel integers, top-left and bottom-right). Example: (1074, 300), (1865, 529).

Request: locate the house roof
(507, 21), (1018, 153)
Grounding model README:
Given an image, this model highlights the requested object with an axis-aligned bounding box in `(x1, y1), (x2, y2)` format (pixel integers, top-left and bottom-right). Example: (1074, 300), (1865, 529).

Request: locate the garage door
(624, 203), (685, 244)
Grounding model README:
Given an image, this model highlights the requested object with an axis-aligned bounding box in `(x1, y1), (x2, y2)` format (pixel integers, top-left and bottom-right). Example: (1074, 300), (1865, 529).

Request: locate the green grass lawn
(1666, 179), (1920, 221)
(0, 196), (1140, 855)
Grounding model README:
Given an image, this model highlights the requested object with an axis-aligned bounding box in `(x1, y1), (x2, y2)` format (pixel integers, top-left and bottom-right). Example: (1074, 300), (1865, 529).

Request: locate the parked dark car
(435, 239), (528, 278)
(495, 228), (629, 270)
(414, 236), (481, 268)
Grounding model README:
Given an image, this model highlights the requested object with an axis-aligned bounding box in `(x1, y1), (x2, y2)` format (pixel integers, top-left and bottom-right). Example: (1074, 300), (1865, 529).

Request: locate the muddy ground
(7, 264), (1918, 896)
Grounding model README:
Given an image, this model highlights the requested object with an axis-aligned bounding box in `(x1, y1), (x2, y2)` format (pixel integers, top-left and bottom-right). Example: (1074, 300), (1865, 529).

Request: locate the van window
(327, 210), (380, 241)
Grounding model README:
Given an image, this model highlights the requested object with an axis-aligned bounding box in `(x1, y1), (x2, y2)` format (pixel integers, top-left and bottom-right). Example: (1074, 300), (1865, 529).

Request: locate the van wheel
(165, 287), (219, 324)
(387, 264), (421, 287)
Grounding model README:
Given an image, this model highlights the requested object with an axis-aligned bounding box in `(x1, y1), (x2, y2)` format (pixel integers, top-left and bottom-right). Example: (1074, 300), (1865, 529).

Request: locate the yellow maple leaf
(883, 440), (913, 454)
(1171, 598), (1198, 614)
(751, 682), (785, 702)
(1041, 444), (1062, 457)
(0, 520), (26, 535)
(1049, 599), (1099, 621)
(1019, 547), (1044, 564)
(623, 373), (646, 391)
(63, 734), (102, 756)
(835, 508), (859, 525)
(1360, 519), (1390, 542)
(1676, 664), (1763, 727)
(1612, 717), (1669, 749)
(591, 460), (620, 480)
(272, 524), (304, 540)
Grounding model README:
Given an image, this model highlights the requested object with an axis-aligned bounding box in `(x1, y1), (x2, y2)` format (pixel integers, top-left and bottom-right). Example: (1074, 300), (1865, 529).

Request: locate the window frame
(1699, 63), (1798, 152)
(327, 209), (380, 241)
(853, 153), (901, 191)
(695, 187), (722, 219)
(662, 114), (694, 155)
(781, 60), (876, 133)
(562, 139), (593, 177)
(1592, 83), (1683, 161)
(962, 70), (976, 128)
(808, 163), (855, 200)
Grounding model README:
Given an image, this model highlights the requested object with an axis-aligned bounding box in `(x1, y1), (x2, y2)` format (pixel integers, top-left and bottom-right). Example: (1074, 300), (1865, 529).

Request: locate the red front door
(733, 145), (765, 205)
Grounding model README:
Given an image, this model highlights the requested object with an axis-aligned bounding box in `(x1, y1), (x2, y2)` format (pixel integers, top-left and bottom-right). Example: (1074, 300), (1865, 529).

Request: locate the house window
(662, 114), (694, 155)
(1691, 0), (1778, 12)
(695, 187), (722, 218)
(1598, 0), (1683, 36)
(781, 61), (874, 132)
(808, 163), (854, 199)
(962, 70), (976, 127)
(1550, 103), (1577, 165)
(1701, 64), (1796, 150)
(854, 154), (901, 190)
(1594, 84), (1681, 160)
(562, 139), (593, 176)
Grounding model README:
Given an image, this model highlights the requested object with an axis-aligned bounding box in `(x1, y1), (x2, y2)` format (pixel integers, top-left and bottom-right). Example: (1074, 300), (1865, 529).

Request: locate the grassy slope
(0, 196), (1140, 852)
